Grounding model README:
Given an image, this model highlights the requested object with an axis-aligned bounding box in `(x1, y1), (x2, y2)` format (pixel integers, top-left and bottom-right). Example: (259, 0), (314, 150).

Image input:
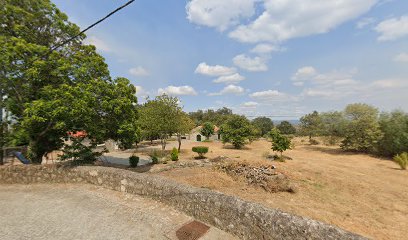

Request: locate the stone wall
(0, 165), (367, 240)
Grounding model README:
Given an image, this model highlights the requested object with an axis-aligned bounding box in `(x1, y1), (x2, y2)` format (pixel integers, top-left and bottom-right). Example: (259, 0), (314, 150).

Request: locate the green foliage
(138, 94), (183, 150)
(320, 111), (347, 137)
(276, 121), (296, 135)
(299, 111), (323, 139)
(0, 0), (139, 163)
(393, 152), (408, 170)
(340, 103), (383, 152)
(269, 128), (292, 158)
(59, 137), (104, 165)
(252, 117), (274, 136)
(378, 111), (408, 156)
(151, 156), (159, 164)
(129, 155), (139, 168)
(220, 115), (256, 149)
(189, 107), (234, 126)
(171, 147), (179, 161)
(175, 112), (195, 151)
(200, 122), (215, 139)
(192, 146), (209, 158)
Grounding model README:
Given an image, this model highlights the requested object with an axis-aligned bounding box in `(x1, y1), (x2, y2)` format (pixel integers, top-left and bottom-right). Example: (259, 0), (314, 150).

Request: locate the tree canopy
(189, 107), (234, 126)
(220, 115), (256, 149)
(252, 117), (274, 136)
(200, 122), (215, 140)
(139, 94), (192, 151)
(340, 103), (383, 152)
(299, 111), (323, 140)
(0, 0), (139, 163)
(276, 121), (296, 135)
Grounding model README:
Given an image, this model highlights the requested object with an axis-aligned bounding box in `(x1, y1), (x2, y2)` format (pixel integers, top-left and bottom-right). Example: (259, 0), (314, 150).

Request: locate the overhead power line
(50, 0), (135, 52)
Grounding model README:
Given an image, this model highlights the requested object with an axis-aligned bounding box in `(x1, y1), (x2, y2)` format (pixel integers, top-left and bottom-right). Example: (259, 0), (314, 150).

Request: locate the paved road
(0, 184), (236, 240)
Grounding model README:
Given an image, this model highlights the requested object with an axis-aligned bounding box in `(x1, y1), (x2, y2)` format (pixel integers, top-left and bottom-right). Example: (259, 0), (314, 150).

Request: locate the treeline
(298, 103), (408, 157)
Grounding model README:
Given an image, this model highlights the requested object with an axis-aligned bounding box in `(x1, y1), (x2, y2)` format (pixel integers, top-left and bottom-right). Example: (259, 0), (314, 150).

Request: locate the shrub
(393, 152), (408, 170)
(129, 155), (139, 168)
(192, 146), (209, 159)
(269, 128), (292, 158)
(171, 147), (179, 161)
(151, 155), (159, 164)
(309, 138), (319, 145)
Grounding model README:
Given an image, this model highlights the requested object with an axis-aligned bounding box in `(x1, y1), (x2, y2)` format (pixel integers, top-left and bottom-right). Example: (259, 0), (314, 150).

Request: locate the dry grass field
(154, 138), (408, 240)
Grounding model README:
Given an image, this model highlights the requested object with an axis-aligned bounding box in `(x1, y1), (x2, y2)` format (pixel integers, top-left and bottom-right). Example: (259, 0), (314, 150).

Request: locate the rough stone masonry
(0, 165), (368, 240)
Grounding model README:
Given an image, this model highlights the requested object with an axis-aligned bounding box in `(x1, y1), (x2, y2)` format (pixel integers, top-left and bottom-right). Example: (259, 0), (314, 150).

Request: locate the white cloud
(249, 90), (287, 101)
(356, 17), (375, 29)
(229, 0), (378, 43)
(394, 53), (408, 63)
(135, 86), (149, 97)
(242, 101), (259, 107)
(375, 15), (408, 41)
(194, 62), (236, 76)
(371, 79), (408, 88)
(302, 89), (336, 97)
(186, 0), (257, 31)
(233, 54), (268, 72)
(250, 43), (283, 54)
(292, 66), (358, 87)
(129, 66), (149, 77)
(84, 36), (111, 52)
(158, 85), (198, 96)
(213, 73), (245, 84)
(209, 84), (245, 96)
(292, 66), (318, 82)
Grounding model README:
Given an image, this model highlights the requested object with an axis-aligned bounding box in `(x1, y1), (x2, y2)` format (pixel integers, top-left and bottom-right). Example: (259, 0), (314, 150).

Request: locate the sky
(53, 0), (408, 119)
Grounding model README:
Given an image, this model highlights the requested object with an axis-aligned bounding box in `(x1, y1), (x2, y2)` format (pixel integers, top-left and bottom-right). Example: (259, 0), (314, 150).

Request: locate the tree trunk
(177, 134), (181, 152)
(28, 140), (46, 164)
(0, 95), (4, 165)
(161, 138), (166, 151)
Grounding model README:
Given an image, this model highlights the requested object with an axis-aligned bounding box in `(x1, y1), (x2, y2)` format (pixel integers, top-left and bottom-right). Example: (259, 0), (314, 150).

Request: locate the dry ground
(154, 138), (408, 240)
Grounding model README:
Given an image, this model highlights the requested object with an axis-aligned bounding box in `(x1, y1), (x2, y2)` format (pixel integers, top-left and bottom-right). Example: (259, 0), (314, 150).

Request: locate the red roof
(68, 131), (87, 138)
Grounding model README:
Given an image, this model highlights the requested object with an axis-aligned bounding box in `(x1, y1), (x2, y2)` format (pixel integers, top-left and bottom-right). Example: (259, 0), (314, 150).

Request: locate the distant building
(189, 125), (221, 142)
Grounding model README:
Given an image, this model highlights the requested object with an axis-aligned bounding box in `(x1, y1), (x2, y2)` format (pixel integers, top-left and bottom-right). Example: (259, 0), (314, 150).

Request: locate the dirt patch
(215, 161), (294, 193)
(154, 138), (408, 240)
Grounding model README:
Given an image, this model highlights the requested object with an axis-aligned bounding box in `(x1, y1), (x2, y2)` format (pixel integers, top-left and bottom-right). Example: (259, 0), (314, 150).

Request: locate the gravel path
(0, 184), (236, 240)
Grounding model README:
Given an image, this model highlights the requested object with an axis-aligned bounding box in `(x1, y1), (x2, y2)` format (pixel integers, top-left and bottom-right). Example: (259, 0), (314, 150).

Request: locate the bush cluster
(192, 146), (209, 159)
(129, 155), (139, 168)
(171, 147), (179, 161)
(393, 152), (408, 170)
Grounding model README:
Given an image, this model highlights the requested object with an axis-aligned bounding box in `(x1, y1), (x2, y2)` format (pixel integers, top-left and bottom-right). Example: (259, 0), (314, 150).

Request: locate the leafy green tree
(200, 122), (215, 140)
(340, 103), (383, 153)
(299, 111), (323, 140)
(0, 0), (139, 163)
(189, 107), (234, 126)
(22, 78), (139, 162)
(377, 111), (408, 156)
(251, 117), (274, 136)
(138, 95), (181, 150)
(320, 111), (347, 137)
(220, 115), (256, 149)
(276, 121), (296, 135)
(269, 128), (292, 158)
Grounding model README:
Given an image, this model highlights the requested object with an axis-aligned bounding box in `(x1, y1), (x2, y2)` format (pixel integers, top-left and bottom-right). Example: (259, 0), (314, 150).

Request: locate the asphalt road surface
(0, 184), (236, 240)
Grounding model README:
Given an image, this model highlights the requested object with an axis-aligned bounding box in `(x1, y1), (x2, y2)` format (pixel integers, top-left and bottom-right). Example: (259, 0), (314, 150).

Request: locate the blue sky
(53, 0), (408, 119)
